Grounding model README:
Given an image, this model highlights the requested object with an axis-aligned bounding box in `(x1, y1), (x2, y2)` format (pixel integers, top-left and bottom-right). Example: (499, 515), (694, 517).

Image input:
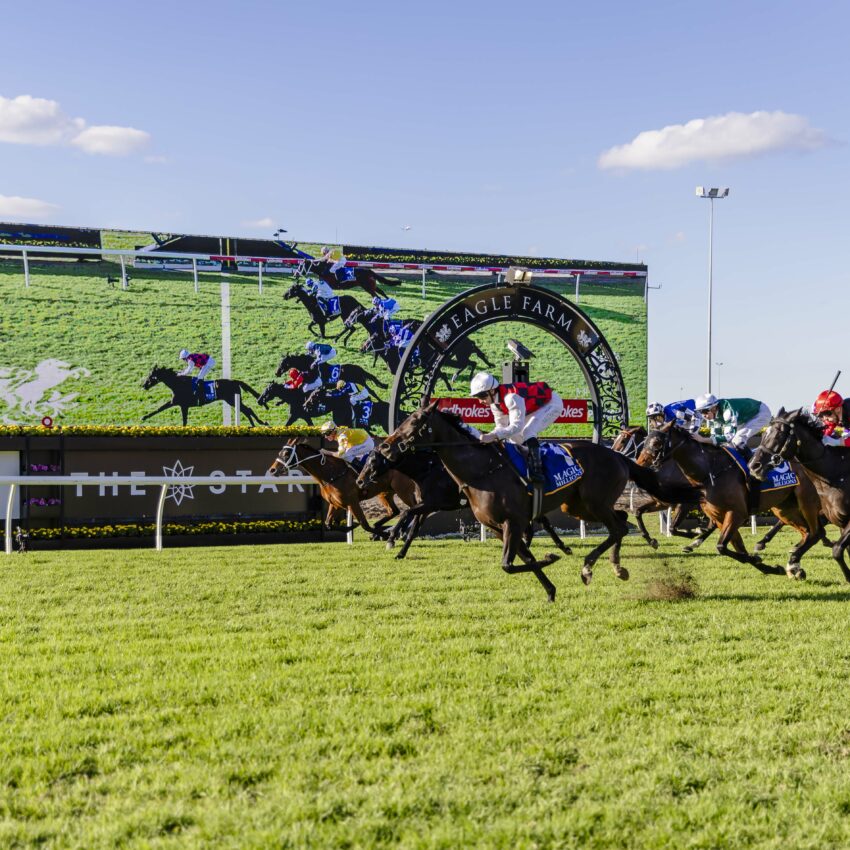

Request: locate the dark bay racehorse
(356, 441), (573, 560)
(305, 259), (400, 299)
(389, 402), (698, 600)
(268, 436), (417, 537)
(283, 283), (364, 339)
(274, 354), (386, 397)
(751, 409), (850, 582)
(142, 366), (268, 426)
(304, 388), (390, 433)
(257, 383), (323, 425)
(637, 421), (824, 579)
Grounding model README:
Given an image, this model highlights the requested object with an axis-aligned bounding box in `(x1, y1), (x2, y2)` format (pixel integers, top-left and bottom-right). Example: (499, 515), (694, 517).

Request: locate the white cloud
(0, 94), (151, 156)
(0, 194), (59, 220)
(71, 125), (150, 156)
(242, 217), (275, 229)
(598, 110), (829, 171)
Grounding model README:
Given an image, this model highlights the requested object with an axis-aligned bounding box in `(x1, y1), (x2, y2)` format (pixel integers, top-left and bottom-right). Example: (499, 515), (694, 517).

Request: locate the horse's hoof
(751, 553), (763, 564)
(649, 538), (659, 550)
(613, 565), (630, 581)
(581, 566), (593, 585)
(540, 553), (561, 567)
(547, 588), (556, 603)
(682, 546), (694, 555)
(754, 542), (765, 552)
(560, 545), (573, 556)
(787, 566), (806, 581)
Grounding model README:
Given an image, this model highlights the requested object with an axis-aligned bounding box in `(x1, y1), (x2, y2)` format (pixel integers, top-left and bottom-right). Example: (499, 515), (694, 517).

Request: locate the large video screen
(0, 228), (647, 434)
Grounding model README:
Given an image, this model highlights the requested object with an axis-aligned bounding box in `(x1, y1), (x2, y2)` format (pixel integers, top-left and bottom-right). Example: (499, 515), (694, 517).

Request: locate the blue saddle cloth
(504, 442), (584, 495)
(354, 399), (373, 427)
(321, 296), (340, 317)
(191, 378), (217, 402)
(319, 364), (342, 385)
(721, 445), (798, 491)
(335, 267), (355, 283)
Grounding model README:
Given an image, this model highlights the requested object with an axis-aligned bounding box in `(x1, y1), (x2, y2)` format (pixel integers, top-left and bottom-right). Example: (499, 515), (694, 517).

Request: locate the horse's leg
(504, 522), (558, 602)
(771, 502), (815, 580)
(238, 401), (267, 427)
(369, 492), (400, 539)
(539, 515), (572, 555)
(831, 524), (850, 584)
(181, 405), (189, 426)
(397, 512), (428, 560)
(716, 515), (785, 575)
(606, 509), (631, 581)
(142, 400), (177, 421)
(324, 503), (339, 529)
(669, 503), (699, 539)
(578, 505), (624, 586)
(754, 516), (784, 552)
(634, 504), (659, 549)
(682, 520), (716, 554)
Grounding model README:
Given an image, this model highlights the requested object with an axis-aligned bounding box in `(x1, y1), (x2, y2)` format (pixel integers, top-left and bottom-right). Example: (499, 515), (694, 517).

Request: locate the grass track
(2, 532), (850, 848)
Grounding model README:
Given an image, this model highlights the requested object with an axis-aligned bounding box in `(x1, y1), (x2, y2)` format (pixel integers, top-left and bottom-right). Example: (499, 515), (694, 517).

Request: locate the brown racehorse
(388, 402), (699, 600)
(750, 408), (850, 582)
(304, 259), (400, 299)
(267, 436), (418, 537)
(637, 421), (824, 579)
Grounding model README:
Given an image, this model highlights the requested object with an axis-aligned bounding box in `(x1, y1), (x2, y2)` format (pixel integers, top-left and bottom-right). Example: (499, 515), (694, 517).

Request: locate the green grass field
(0, 262), (646, 431)
(2, 532), (850, 848)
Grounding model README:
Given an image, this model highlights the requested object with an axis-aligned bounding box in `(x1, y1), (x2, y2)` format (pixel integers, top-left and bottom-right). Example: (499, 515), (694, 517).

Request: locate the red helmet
(814, 390), (843, 416)
(288, 368), (301, 380)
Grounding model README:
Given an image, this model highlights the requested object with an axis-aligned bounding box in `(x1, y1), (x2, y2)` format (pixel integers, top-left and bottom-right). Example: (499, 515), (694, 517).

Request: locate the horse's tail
(371, 272), (401, 286)
(625, 457), (702, 505)
(235, 381), (262, 400)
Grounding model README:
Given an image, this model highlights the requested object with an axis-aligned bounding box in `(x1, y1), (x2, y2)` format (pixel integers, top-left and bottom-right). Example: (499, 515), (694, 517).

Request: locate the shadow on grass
(700, 590), (850, 603)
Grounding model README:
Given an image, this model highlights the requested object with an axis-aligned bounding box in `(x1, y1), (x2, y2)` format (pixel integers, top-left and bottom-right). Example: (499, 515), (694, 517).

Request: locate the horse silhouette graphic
(0, 359), (91, 424)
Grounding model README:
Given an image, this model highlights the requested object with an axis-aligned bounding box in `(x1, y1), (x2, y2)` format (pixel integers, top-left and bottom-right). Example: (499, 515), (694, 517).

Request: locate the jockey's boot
(526, 438), (545, 484)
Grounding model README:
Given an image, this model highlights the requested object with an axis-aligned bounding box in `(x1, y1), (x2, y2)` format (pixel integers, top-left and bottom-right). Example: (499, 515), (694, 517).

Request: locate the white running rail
(1, 474), (320, 554)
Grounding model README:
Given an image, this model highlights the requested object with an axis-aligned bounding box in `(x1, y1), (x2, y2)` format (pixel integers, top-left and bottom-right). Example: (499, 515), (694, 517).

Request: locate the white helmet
(695, 392), (718, 412)
(646, 402), (664, 418)
(321, 246), (331, 255)
(179, 348), (189, 359)
(470, 372), (499, 397)
(320, 421), (337, 434)
(305, 341), (317, 352)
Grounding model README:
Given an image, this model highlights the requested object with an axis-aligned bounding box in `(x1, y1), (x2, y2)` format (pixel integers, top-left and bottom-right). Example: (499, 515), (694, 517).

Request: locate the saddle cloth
(504, 442), (583, 496)
(191, 378), (217, 402)
(335, 267), (355, 283)
(354, 399), (373, 427)
(721, 445), (798, 491)
(321, 296), (341, 317)
(319, 364), (342, 385)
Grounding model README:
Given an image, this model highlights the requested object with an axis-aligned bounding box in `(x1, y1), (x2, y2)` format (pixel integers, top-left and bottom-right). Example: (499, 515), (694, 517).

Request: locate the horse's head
(360, 333), (382, 354)
(283, 283), (304, 301)
(258, 382), (279, 408)
(356, 443), (392, 488)
(275, 354), (295, 378)
(749, 407), (816, 480)
(267, 436), (310, 476)
(612, 425), (647, 457)
(636, 420), (677, 469)
(344, 307), (364, 329)
(142, 365), (167, 390)
(303, 389), (324, 412)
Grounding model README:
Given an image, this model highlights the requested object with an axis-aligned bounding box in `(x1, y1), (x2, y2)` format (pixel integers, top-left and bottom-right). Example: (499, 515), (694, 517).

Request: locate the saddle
(334, 267), (355, 283)
(191, 378), (217, 404)
(353, 399), (373, 427)
(320, 296), (341, 317)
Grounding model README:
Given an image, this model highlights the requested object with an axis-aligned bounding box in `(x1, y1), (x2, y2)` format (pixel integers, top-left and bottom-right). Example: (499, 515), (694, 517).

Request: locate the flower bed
(0, 424), (320, 438)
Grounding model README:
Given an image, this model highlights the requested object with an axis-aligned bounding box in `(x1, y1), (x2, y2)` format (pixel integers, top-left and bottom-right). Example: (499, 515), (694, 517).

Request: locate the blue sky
(2, 0), (849, 412)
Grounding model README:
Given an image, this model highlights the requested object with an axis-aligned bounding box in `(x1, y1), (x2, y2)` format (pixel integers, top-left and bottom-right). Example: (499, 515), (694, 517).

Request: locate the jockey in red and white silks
(179, 349), (215, 379)
(813, 389), (850, 447)
(469, 372), (562, 445)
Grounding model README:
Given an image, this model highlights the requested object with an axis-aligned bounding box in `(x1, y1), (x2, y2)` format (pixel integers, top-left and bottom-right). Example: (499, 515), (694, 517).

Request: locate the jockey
(305, 341), (337, 367)
(319, 420), (375, 468)
(178, 349), (215, 379)
(304, 277), (336, 314)
(812, 390), (850, 447)
(371, 295), (400, 325)
(283, 368), (304, 391)
(469, 371), (563, 482)
(319, 246), (349, 281)
(332, 379), (371, 424)
(695, 393), (772, 452)
(646, 399), (701, 432)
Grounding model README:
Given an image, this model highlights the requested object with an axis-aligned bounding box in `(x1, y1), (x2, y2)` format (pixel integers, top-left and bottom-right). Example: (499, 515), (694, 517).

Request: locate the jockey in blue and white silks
(647, 399), (701, 432)
(304, 277), (336, 314)
(372, 296), (399, 325)
(305, 341), (337, 367)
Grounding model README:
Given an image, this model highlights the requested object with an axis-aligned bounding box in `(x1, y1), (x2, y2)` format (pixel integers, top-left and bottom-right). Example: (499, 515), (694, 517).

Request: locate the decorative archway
(388, 282), (629, 442)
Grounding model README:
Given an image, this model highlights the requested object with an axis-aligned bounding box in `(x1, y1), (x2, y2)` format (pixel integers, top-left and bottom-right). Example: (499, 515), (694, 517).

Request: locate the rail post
(192, 258), (199, 294)
(22, 250), (30, 288)
(4, 484), (17, 554)
(421, 270), (426, 299)
(347, 509), (354, 545)
(258, 260), (264, 294)
(155, 484), (168, 551)
(751, 515), (757, 534)
(120, 255), (128, 290)
(580, 520), (587, 539)
(234, 393), (241, 427)
(479, 523), (486, 542)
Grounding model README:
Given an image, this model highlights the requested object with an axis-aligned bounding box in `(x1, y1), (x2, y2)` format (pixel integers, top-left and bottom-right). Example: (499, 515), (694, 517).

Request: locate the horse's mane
(430, 406), (481, 443)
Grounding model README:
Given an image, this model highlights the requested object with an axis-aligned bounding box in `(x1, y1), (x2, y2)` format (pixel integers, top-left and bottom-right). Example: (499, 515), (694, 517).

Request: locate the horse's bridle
(639, 430), (671, 470)
(615, 430), (646, 460)
(277, 443), (324, 472)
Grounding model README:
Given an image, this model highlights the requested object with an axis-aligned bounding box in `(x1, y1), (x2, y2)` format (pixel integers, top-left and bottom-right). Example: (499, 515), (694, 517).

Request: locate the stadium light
(696, 186), (730, 393)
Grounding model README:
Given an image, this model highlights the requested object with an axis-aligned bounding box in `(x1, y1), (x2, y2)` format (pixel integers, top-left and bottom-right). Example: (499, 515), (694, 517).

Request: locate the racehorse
(637, 421), (824, 580)
(142, 366), (268, 426)
(388, 402), (698, 600)
(356, 440), (573, 561)
(302, 258), (400, 300)
(274, 354), (387, 397)
(267, 436), (418, 537)
(283, 283), (364, 339)
(304, 388), (390, 433)
(257, 382), (324, 425)
(750, 409), (850, 582)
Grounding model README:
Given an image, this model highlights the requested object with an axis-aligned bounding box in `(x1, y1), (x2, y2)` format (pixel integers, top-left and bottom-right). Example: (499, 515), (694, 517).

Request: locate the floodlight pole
(707, 197), (714, 393)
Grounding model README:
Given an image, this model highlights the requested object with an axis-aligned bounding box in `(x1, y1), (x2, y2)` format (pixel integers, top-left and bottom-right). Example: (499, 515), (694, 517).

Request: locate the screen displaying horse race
(0, 225), (647, 433)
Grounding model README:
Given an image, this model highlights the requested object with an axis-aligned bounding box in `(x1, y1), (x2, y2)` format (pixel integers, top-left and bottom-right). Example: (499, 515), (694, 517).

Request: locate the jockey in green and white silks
(694, 393), (772, 450)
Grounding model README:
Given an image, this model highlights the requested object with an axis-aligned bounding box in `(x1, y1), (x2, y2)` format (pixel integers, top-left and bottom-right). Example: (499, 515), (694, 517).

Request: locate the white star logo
(435, 324), (452, 344)
(162, 459), (195, 505)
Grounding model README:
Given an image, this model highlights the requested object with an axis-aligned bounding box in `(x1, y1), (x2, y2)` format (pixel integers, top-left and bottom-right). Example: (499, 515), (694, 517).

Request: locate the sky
(2, 0), (849, 413)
